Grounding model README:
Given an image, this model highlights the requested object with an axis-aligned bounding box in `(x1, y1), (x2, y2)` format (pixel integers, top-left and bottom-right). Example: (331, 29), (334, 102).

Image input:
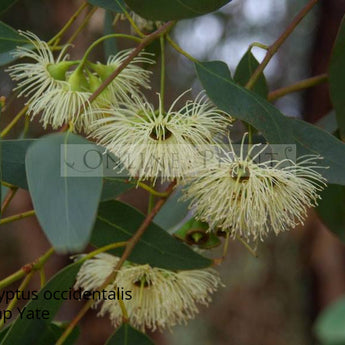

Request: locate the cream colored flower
(90, 91), (232, 182)
(74, 253), (222, 331)
(27, 68), (104, 131)
(6, 30), (72, 102)
(183, 137), (326, 241)
(87, 49), (154, 104)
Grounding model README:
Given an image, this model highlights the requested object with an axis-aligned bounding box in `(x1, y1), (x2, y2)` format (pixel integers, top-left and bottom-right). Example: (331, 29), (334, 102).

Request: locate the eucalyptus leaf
(125, 0), (232, 21)
(234, 50), (268, 98)
(316, 111), (337, 134)
(316, 184), (345, 243)
(0, 21), (30, 66)
(195, 60), (345, 185)
(0, 262), (82, 345)
(101, 177), (132, 201)
(314, 295), (345, 345)
(1, 139), (34, 189)
(25, 133), (103, 252)
(105, 323), (154, 345)
(91, 200), (212, 270)
(329, 14), (345, 140)
(154, 188), (189, 232)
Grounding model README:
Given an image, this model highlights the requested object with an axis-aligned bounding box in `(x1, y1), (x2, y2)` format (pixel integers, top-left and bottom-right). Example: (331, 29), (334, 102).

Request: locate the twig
(0, 210), (35, 225)
(1, 187), (18, 214)
(245, 0), (319, 90)
(1, 105), (28, 138)
(0, 248), (54, 290)
(48, 2), (89, 46)
(88, 21), (175, 104)
(56, 181), (176, 345)
(268, 73), (328, 101)
(0, 271), (35, 329)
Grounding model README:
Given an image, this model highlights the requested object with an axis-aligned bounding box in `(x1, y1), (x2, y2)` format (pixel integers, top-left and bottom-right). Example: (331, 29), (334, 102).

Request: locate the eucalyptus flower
(74, 253), (222, 331)
(87, 49), (154, 103)
(90, 91), (232, 182)
(6, 30), (73, 102)
(27, 67), (103, 131)
(183, 137), (327, 241)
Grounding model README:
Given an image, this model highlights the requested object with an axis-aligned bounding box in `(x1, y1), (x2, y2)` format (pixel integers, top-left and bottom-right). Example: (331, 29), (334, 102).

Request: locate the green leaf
(195, 60), (345, 185)
(25, 133), (103, 252)
(101, 177), (132, 201)
(1, 139), (34, 189)
(0, 1), (18, 16)
(91, 200), (212, 270)
(125, 0), (232, 21)
(0, 21), (30, 66)
(314, 295), (345, 345)
(234, 50), (268, 98)
(105, 323), (154, 345)
(88, 0), (125, 13)
(103, 10), (118, 58)
(0, 262), (82, 345)
(154, 188), (189, 231)
(329, 14), (345, 140)
(316, 184), (345, 243)
(317, 111), (337, 134)
(34, 322), (79, 345)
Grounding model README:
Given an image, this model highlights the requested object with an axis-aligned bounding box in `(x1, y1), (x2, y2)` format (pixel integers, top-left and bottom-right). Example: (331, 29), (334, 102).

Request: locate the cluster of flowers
(7, 31), (326, 331)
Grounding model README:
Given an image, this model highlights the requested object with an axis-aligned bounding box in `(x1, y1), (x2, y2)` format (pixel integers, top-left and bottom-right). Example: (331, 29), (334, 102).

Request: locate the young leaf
(125, 0), (232, 21)
(2, 139), (35, 189)
(91, 200), (212, 270)
(88, 0), (124, 13)
(105, 323), (154, 345)
(25, 133), (103, 252)
(0, 262), (82, 345)
(195, 60), (345, 185)
(0, 21), (31, 66)
(316, 184), (345, 243)
(329, 14), (345, 140)
(314, 295), (345, 345)
(234, 50), (268, 98)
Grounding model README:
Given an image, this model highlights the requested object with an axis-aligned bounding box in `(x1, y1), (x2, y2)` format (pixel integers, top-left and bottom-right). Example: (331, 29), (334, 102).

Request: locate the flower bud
(46, 61), (75, 81)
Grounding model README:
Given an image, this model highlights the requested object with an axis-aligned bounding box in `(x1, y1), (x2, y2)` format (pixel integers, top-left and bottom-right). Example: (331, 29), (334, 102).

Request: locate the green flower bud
(67, 68), (89, 92)
(46, 61), (75, 81)
(88, 62), (115, 81)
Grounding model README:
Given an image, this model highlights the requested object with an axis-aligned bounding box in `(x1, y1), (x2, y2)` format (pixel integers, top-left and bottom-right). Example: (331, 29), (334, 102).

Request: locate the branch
(268, 73), (328, 101)
(0, 209), (35, 225)
(245, 0), (319, 90)
(0, 248), (54, 290)
(88, 21), (175, 104)
(56, 180), (176, 345)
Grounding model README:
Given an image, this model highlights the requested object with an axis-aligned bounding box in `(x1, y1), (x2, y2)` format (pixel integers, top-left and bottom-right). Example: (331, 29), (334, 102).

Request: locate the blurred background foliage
(1, 0), (345, 344)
